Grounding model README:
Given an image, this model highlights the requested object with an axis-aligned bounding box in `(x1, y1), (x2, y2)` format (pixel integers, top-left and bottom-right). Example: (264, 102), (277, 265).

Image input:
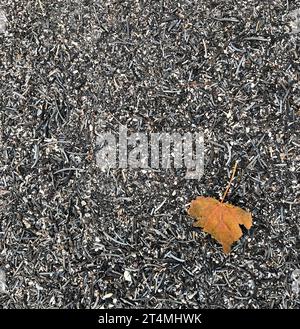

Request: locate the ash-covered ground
(0, 0), (299, 309)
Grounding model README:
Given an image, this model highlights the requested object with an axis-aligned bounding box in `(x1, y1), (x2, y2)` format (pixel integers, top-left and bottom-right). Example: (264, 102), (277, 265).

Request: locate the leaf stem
(221, 161), (238, 203)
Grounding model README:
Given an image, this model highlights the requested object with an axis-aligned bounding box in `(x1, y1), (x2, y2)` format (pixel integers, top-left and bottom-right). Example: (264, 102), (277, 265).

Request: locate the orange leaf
(188, 196), (252, 253)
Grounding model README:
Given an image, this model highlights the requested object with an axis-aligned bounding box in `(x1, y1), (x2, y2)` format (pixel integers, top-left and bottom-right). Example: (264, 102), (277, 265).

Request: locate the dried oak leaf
(188, 196), (252, 253)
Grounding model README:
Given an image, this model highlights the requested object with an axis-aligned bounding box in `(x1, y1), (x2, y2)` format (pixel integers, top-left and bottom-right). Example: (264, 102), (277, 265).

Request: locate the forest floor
(0, 0), (299, 308)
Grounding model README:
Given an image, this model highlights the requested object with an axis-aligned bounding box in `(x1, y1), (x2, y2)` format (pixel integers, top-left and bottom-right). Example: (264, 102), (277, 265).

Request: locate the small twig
(53, 167), (85, 175)
(221, 161), (238, 203)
